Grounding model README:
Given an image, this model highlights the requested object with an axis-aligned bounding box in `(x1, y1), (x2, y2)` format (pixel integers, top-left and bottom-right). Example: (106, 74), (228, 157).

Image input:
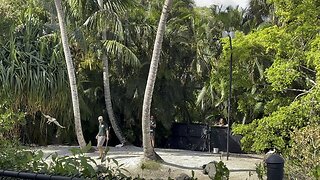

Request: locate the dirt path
(32, 145), (263, 180)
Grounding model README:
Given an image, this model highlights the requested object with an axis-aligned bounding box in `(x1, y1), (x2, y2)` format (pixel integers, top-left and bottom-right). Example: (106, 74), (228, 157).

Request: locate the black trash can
(265, 154), (285, 180)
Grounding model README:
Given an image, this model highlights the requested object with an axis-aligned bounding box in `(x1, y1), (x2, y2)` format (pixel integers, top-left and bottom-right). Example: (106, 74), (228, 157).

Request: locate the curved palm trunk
(98, 0), (128, 145)
(54, 0), (86, 148)
(102, 32), (127, 145)
(142, 0), (173, 161)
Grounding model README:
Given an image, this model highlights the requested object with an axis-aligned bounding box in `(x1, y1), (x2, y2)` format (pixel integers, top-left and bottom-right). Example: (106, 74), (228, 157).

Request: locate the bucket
(213, 148), (219, 154)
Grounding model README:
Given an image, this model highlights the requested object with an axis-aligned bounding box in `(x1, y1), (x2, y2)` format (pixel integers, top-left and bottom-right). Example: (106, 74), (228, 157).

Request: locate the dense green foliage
(0, 141), (130, 179)
(232, 0), (319, 153)
(0, 102), (25, 140)
(285, 124), (320, 179)
(214, 161), (229, 180)
(230, 0), (320, 178)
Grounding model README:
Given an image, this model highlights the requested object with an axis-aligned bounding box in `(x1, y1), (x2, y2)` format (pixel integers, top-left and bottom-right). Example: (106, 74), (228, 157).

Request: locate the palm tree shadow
(162, 161), (202, 170)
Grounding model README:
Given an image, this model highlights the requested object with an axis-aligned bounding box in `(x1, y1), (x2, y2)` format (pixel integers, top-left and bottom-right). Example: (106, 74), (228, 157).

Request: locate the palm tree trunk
(98, 0), (128, 145)
(102, 32), (127, 145)
(142, 0), (173, 161)
(54, 0), (86, 148)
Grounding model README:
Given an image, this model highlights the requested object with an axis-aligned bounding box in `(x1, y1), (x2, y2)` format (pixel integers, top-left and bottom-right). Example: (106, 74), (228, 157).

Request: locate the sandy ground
(31, 145), (264, 180)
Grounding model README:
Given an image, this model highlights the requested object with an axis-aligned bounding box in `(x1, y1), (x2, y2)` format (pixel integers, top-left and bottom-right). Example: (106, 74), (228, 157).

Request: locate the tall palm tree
(245, 0), (273, 28)
(54, 0), (86, 148)
(142, 0), (173, 161)
(98, 1), (128, 145)
(73, 0), (139, 145)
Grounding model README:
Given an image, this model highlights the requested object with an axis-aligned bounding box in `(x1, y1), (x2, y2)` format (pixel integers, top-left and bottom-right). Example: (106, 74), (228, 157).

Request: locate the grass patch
(140, 160), (161, 170)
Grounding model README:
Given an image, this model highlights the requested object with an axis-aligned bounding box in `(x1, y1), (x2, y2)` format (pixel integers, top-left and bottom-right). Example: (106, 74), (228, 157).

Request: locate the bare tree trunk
(142, 0), (173, 161)
(98, 0), (128, 145)
(54, 0), (86, 148)
(102, 32), (127, 145)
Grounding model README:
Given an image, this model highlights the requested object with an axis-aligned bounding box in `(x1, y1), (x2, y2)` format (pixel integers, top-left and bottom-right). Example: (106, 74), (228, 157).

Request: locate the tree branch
(285, 88), (309, 93)
(293, 86), (315, 101)
(300, 65), (316, 73)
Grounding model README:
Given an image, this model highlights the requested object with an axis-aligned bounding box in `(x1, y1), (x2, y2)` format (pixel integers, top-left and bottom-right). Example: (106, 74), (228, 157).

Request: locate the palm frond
(83, 9), (124, 40)
(196, 86), (207, 105)
(254, 57), (264, 80)
(103, 40), (140, 68)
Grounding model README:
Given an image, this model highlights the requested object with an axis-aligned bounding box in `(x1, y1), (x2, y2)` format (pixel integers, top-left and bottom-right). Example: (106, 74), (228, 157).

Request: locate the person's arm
(151, 121), (156, 128)
(106, 127), (110, 140)
(96, 125), (100, 139)
(96, 132), (99, 139)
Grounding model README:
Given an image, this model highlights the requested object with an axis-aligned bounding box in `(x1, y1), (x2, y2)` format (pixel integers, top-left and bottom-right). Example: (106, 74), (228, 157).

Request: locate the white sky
(194, 0), (250, 9)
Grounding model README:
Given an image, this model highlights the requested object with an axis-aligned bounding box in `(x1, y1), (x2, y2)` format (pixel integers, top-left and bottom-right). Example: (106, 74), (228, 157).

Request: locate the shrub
(0, 142), (131, 179)
(0, 104), (25, 140)
(255, 162), (266, 180)
(215, 161), (229, 180)
(0, 140), (47, 172)
(285, 123), (320, 179)
(233, 89), (320, 153)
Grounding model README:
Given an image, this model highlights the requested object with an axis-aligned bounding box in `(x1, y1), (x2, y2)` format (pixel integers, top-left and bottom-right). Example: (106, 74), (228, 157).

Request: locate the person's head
(98, 116), (103, 123)
(219, 117), (225, 124)
(150, 115), (154, 121)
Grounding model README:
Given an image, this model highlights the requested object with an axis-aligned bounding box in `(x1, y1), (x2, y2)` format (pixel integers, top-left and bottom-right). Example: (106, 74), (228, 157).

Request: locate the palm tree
(142, 0), (173, 161)
(98, 1), (128, 145)
(245, 0), (273, 29)
(54, 0), (86, 148)
(73, 0), (139, 145)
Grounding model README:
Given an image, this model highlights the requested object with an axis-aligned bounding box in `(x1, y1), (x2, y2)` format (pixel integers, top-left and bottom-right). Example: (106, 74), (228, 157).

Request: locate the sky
(194, 0), (250, 9)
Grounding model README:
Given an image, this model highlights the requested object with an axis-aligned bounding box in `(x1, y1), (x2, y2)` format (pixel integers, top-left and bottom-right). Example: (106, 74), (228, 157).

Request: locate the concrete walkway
(32, 145), (264, 180)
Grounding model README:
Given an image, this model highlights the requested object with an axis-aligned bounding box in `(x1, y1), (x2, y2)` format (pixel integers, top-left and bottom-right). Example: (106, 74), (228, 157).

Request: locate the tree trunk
(142, 0), (173, 161)
(54, 0), (86, 148)
(98, 0), (128, 145)
(102, 32), (127, 145)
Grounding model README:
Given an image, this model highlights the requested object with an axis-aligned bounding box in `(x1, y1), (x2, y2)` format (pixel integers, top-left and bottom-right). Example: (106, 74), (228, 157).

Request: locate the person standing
(150, 115), (156, 147)
(96, 116), (109, 159)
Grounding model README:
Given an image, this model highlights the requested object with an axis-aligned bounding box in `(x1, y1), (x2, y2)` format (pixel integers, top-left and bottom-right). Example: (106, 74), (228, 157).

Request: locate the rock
(202, 161), (217, 179)
(175, 173), (191, 180)
(115, 143), (124, 147)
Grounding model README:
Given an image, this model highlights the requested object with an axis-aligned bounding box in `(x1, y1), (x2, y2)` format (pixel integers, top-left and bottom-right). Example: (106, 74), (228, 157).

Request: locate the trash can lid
(265, 154), (285, 164)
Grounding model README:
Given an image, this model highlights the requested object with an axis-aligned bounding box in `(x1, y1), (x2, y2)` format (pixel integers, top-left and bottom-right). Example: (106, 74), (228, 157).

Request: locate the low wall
(167, 123), (242, 153)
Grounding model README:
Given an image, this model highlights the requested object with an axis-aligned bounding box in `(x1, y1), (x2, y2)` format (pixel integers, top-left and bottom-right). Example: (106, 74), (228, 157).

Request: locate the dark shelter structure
(167, 123), (242, 153)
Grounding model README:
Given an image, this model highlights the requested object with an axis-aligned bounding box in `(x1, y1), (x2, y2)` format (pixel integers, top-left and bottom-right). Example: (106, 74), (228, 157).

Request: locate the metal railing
(0, 170), (83, 180)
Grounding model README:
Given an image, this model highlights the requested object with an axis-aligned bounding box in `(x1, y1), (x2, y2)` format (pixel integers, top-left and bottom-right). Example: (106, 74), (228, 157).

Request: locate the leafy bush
(285, 123), (320, 180)
(48, 145), (97, 178)
(255, 162), (266, 180)
(233, 89), (320, 153)
(0, 139), (48, 172)
(99, 147), (130, 179)
(0, 142), (131, 179)
(214, 161), (229, 180)
(0, 102), (25, 140)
